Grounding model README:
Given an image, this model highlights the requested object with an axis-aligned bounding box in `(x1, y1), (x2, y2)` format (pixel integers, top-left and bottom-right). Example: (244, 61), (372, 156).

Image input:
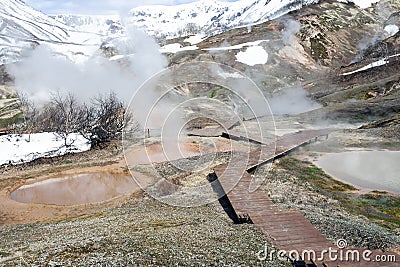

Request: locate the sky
(24, 0), (237, 15)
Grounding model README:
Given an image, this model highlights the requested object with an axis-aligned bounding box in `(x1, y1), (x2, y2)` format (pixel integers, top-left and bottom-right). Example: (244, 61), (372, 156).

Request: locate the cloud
(24, 0), (234, 15)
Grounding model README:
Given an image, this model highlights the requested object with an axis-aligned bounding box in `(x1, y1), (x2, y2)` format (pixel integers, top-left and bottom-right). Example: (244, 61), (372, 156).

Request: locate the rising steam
(282, 19), (301, 47)
(269, 86), (322, 115)
(7, 26), (167, 106)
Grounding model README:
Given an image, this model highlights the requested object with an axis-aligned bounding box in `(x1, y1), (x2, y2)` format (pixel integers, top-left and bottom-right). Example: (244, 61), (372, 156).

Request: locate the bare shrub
(16, 91), (38, 137)
(17, 91), (134, 147)
(89, 92), (129, 145)
(38, 92), (81, 146)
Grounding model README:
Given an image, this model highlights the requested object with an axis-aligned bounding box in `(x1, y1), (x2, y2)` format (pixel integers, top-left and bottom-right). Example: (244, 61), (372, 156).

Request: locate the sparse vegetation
(177, 22), (201, 37)
(310, 34), (329, 62)
(0, 113), (23, 128)
(38, 93), (82, 146)
(348, 193), (400, 229)
(209, 88), (219, 98)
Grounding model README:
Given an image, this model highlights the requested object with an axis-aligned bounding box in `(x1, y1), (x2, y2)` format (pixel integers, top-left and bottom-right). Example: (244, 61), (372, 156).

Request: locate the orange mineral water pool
(10, 172), (139, 205)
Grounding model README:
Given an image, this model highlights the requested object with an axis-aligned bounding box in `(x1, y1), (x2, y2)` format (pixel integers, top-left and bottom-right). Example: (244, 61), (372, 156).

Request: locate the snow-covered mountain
(127, 0), (320, 38)
(0, 0), (103, 64)
(0, 0), (69, 63)
(1, 0), (324, 63)
(49, 0), (380, 40)
(0, 0), (70, 42)
(54, 0), (321, 39)
(51, 15), (123, 37)
(0, 0), (382, 64)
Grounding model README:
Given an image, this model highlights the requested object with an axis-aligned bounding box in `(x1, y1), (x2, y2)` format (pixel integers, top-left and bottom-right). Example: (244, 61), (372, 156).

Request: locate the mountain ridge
(55, 0), (321, 39)
(0, 0), (392, 65)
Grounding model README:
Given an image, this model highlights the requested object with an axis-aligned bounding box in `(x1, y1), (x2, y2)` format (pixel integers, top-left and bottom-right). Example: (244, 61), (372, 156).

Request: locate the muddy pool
(10, 172), (138, 205)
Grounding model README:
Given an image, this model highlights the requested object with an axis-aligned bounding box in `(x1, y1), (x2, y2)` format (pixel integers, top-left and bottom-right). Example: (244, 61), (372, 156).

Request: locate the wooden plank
(187, 127), (222, 137)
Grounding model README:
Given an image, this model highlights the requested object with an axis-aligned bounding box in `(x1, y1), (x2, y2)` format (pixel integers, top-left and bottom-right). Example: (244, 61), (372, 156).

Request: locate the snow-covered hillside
(0, 0), (67, 63)
(0, 0), (103, 64)
(1, 0), (322, 63)
(0, 132), (91, 166)
(128, 0), (385, 38)
(0, 0), (70, 43)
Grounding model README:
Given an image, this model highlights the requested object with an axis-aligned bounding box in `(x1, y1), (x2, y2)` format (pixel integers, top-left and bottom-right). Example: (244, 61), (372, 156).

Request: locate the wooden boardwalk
(221, 131), (266, 145)
(187, 118), (240, 137)
(187, 127), (222, 137)
(214, 164), (332, 266)
(212, 129), (399, 266)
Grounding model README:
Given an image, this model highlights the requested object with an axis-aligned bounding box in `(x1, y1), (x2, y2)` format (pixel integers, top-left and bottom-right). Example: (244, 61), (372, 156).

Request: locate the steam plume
(7, 26), (167, 105)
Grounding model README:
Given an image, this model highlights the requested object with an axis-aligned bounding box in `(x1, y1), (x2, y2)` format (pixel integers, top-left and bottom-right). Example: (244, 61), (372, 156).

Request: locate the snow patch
(342, 59), (388, 76)
(159, 43), (198, 53)
(184, 34), (206, 45)
(217, 70), (245, 79)
(204, 40), (269, 51)
(0, 132), (91, 166)
(109, 55), (126, 61)
(235, 46), (269, 66)
(342, 53), (400, 76)
(384, 25), (399, 37)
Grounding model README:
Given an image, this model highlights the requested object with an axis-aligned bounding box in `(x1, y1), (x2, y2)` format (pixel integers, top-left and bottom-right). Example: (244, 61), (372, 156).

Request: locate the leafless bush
(35, 92), (81, 146)
(18, 91), (135, 147)
(85, 92), (133, 146)
(16, 91), (38, 140)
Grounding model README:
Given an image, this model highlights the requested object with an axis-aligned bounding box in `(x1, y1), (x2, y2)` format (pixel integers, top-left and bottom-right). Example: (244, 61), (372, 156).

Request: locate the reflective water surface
(10, 172), (138, 205)
(315, 151), (400, 193)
